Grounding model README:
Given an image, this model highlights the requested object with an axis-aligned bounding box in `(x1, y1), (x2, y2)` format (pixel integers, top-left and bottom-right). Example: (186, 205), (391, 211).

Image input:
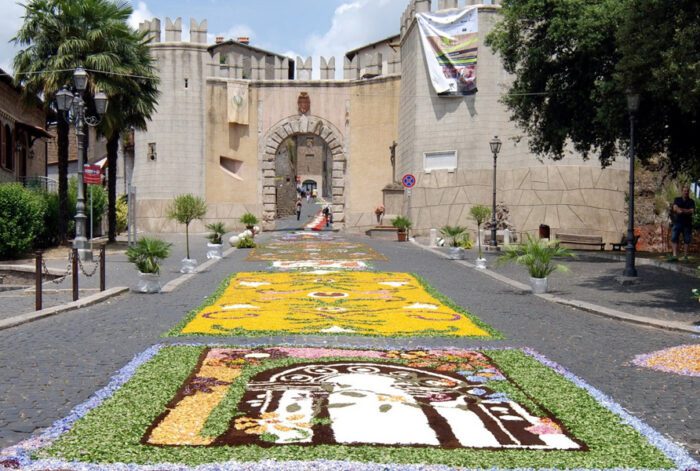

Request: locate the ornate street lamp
(623, 91), (639, 277)
(55, 68), (108, 261)
(489, 136), (502, 248)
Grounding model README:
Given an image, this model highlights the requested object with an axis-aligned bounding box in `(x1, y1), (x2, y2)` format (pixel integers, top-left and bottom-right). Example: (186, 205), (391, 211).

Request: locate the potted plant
(440, 225), (468, 260)
(237, 236), (256, 249)
(167, 194), (207, 273)
(470, 205), (491, 269)
(240, 212), (259, 233)
(497, 235), (575, 294)
(391, 216), (412, 242)
(126, 237), (172, 293)
(205, 222), (227, 260)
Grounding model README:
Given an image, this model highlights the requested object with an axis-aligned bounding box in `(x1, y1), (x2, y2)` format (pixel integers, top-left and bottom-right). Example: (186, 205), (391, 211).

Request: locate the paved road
(0, 228), (697, 463)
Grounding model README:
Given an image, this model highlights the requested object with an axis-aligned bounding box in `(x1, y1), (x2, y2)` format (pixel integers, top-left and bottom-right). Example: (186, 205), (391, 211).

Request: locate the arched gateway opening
(261, 115), (346, 229)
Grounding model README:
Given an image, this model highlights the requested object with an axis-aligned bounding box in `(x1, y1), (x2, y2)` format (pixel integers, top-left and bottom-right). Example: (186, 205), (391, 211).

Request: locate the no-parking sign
(401, 174), (416, 188)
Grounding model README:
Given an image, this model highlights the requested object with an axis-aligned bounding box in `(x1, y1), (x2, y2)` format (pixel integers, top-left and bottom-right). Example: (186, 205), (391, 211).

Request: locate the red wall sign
(83, 164), (102, 185)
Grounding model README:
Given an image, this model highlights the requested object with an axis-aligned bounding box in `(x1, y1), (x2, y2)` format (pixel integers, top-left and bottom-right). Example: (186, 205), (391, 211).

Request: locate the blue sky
(0, 0), (408, 77)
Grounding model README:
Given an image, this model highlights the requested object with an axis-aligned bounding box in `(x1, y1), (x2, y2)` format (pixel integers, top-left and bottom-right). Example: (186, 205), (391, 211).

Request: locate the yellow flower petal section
(146, 363), (241, 446)
(179, 272), (490, 337)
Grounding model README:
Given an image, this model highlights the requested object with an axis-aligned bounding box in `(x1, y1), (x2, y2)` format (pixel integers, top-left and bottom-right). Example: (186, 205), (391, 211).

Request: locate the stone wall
(397, 4), (628, 243)
(133, 19), (211, 232)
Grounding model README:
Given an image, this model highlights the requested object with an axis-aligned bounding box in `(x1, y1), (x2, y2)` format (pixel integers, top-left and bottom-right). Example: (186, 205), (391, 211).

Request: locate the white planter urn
(180, 258), (197, 274)
(206, 243), (223, 260)
(529, 276), (548, 294)
(448, 247), (465, 260)
(136, 272), (161, 293)
(475, 257), (487, 269)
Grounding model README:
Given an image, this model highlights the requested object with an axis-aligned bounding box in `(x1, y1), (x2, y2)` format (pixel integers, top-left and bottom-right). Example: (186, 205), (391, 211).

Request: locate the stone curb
(412, 241), (699, 335)
(160, 246), (237, 293)
(0, 287), (129, 331)
(0, 264), (63, 276)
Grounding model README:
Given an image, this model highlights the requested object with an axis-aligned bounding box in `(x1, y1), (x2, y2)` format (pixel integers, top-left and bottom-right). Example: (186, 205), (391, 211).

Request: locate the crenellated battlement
(138, 17), (208, 44)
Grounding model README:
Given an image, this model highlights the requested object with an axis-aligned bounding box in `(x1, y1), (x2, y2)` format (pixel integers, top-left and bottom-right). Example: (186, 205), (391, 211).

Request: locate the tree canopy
(486, 0), (699, 176)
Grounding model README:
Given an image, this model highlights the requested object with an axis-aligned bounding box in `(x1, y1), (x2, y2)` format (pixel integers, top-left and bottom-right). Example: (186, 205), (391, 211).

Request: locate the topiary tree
(167, 194), (207, 260)
(469, 205), (491, 259)
(0, 184), (46, 258)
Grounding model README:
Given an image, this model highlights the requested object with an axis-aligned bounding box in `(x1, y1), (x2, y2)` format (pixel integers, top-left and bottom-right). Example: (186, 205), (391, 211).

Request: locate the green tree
(12, 0), (151, 242)
(167, 194), (208, 260)
(486, 0), (699, 175)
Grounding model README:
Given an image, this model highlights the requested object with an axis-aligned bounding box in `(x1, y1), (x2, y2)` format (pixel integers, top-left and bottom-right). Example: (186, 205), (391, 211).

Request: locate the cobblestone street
(0, 218), (697, 469)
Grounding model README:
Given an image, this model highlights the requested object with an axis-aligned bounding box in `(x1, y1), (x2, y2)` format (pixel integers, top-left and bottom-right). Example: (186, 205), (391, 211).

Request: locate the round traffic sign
(402, 173), (416, 188)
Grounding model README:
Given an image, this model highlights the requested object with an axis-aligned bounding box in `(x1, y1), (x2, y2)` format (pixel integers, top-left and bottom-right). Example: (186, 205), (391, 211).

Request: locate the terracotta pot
(397, 230), (408, 242)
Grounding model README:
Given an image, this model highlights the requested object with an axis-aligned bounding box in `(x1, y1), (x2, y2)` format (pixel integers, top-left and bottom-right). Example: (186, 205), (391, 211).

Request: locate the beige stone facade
(131, 3), (629, 243)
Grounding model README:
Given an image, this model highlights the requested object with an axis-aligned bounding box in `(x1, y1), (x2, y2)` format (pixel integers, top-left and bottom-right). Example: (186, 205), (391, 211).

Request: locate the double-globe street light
(623, 91), (639, 277)
(56, 67), (108, 261)
(489, 136), (502, 248)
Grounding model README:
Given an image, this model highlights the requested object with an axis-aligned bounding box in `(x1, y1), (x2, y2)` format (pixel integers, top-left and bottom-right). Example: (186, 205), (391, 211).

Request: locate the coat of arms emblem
(298, 92), (310, 115)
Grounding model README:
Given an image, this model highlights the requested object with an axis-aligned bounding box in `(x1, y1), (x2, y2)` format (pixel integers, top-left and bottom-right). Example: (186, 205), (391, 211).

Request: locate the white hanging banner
(416, 7), (479, 96)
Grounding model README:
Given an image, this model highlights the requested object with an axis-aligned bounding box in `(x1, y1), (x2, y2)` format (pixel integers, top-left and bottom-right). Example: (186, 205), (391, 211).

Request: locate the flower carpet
(168, 272), (498, 338)
(3, 345), (695, 470)
(271, 260), (370, 271)
(632, 344), (700, 377)
(247, 241), (387, 261)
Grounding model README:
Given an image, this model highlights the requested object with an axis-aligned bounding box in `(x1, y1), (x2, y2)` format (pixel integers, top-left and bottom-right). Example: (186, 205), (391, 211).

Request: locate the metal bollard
(72, 248), (79, 302)
(35, 251), (42, 311)
(100, 245), (106, 292)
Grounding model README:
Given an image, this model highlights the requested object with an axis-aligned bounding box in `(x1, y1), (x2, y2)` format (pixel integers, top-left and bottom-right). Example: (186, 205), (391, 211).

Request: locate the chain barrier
(41, 250), (73, 284)
(77, 251), (101, 277)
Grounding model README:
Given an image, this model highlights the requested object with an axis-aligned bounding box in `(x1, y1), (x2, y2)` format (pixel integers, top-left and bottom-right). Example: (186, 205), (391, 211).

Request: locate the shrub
(440, 225), (468, 247)
(391, 215), (412, 231)
(0, 183), (46, 258)
(205, 222), (227, 244)
(68, 177), (107, 236)
(240, 212), (259, 226)
(35, 190), (61, 248)
(497, 235), (575, 279)
(116, 195), (128, 234)
(237, 237), (256, 249)
(126, 237), (172, 274)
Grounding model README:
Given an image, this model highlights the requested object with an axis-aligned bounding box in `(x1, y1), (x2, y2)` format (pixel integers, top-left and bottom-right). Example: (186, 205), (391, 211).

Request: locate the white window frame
(423, 150), (457, 173)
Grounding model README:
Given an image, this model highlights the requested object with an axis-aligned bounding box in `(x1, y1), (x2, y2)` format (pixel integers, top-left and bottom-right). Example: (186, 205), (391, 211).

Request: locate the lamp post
(56, 68), (108, 261)
(623, 91), (639, 277)
(489, 136), (502, 248)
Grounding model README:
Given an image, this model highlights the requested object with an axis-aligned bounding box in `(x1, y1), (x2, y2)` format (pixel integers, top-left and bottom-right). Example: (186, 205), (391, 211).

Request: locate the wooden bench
(611, 234), (640, 251)
(555, 233), (606, 250)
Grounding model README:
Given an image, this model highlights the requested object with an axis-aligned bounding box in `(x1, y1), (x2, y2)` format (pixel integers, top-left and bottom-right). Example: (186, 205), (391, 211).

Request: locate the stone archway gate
(260, 114), (346, 229)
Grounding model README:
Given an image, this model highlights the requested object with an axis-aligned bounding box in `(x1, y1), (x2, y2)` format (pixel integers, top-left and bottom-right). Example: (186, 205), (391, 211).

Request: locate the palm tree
(12, 0), (149, 243)
(97, 34), (159, 242)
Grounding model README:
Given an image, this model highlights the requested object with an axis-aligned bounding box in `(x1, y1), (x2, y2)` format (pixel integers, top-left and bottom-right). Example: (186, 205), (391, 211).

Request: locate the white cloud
(304, 0), (406, 79)
(0, 1), (25, 75)
(128, 1), (155, 31)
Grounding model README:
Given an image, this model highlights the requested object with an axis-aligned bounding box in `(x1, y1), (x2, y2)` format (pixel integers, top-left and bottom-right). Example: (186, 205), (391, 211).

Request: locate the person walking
(295, 198), (302, 221)
(669, 185), (696, 261)
(322, 204), (331, 227)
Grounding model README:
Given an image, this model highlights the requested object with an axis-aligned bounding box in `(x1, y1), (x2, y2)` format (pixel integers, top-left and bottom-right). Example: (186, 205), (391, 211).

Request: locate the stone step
(366, 226), (398, 240)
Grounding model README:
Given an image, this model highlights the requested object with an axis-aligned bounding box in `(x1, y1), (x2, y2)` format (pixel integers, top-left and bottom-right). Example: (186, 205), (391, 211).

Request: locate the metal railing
(18, 176), (58, 193)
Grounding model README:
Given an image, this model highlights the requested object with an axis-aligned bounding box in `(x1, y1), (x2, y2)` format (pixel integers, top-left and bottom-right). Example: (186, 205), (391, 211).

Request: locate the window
(4, 125), (13, 170)
(424, 150), (457, 172)
(147, 142), (157, 160)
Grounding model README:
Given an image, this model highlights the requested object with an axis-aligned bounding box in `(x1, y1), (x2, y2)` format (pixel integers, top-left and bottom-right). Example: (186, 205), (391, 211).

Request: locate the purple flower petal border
(1, 343), (698, 471)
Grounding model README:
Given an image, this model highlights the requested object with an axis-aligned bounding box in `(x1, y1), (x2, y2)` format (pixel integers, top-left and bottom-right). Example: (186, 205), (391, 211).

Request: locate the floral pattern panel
(172, 272), (497, 338)
(144, 348), (583, 450)
(247, 241), (387, 261)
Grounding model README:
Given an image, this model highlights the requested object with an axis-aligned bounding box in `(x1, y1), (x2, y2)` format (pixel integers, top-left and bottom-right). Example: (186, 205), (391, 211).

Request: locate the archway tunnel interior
(275, 133), (333, 218)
